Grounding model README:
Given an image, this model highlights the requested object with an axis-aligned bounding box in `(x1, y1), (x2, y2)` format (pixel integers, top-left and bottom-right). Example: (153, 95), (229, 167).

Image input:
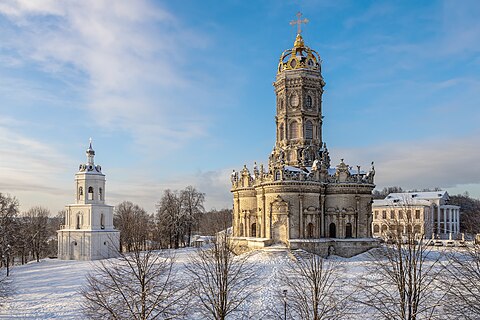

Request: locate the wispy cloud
(0, 0), (214, 152)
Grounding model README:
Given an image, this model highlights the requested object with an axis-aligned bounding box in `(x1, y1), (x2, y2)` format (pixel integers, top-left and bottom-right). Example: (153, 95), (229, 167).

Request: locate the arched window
(381, 225), (388, 233)
(373, 224), (380, 233)
(307, 223), (314, 238)
(100, 213), (105, 229)
(78, 186), (83, 201)
(251, 223), (257, 237)
(99, 188), (103, 201)
(239, 223), (244, 237)
(306, 95), (312, 109)
(76, 214), (81, 229)
(88, 186), (94, 200)
(345, 223), (353, 238)
(289, 121), (298, 140)
(305, 120), (313, 140)
(279, 124), (284, 141)
(275, 170), (281, 181)
(329, 223), (336, 238)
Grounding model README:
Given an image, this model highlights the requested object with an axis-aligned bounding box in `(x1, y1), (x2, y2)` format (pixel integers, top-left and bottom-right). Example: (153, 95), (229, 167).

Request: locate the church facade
(230, 25), (378, 257)
(57, 140), (119, 260)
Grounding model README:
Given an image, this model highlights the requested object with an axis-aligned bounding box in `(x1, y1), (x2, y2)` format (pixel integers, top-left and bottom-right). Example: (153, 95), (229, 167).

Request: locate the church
(230, 15), (378, 257)
(57, 140), (119, 260)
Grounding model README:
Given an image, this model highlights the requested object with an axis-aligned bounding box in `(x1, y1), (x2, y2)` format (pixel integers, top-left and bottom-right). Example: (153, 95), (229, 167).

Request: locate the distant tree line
(113, 186), (232, 253)
(0, 193), (61, 276)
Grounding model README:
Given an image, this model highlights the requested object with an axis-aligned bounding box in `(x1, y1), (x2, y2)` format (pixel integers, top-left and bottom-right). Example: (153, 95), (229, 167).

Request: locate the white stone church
(57, 140), (119, 260)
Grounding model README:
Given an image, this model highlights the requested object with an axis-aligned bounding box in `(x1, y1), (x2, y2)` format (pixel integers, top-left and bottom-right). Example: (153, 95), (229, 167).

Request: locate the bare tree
(22, 206), (50, 262)
(81, 243), (184, 319)
(442, 243), (480, 320)
(114, 201), (152, 252)
(356, 197), (445, 320)
(185, 231), (254, 320)
(180, 186), (205, 245)
(0, 193), (19, 276)
(279, 251), (347, 320)
(156, 190), (184, 249)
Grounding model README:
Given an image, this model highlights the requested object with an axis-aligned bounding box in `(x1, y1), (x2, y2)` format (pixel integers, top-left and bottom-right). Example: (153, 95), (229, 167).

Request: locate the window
(88, 186), (94, 200)
(305, 120), (313, 140)
(382, 210), (387, 219)
(289, 121), (298, 139)
(100, 213), (105, 229)
(373, 224), (380, 233)
(99, 188), (103, 201)
(79, 186), (83, 195)
(390, 210), (395, 219)
(76, 214), (81, 229)
(279, 124), (284, 141)
(306, 95), (312, 109)
(415, 210), (421, 220)
(399, 210), (403, 219)
(407, 210), (412, 220)
(374, 210), (378, 219)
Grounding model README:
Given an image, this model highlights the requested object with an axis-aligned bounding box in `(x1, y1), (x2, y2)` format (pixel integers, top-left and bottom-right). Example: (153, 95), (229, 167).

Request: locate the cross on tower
(290, 12), (309, 34)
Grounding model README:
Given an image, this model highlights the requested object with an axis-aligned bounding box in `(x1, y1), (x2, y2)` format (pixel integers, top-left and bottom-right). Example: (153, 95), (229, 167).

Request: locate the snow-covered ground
(0, 247), (451, 319)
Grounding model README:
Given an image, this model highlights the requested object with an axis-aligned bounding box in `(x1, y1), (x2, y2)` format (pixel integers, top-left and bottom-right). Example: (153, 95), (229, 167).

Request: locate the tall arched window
(88, 186), (94, 200)
(306, 95), (312, 109)
(279, 124), (284, 141)
(78, 186), (83, 201)
(100, 213), (105, 229)
(345, 223), (353, 238)
(251, 223), (257, 237)
(289, 121), (298, 140)
(305, 120), (313, 140)
(76, 214), (81, 229)
(99, 188), (103, 201)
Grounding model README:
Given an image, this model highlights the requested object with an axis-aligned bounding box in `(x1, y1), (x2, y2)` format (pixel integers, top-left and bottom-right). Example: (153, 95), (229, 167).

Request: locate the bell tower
(57, 139), (119, 261)
(273, 13), (326, 167)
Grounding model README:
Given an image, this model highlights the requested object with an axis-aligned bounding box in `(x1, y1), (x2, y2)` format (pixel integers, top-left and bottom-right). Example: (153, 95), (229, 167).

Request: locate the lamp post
(283, 289), (288, 320)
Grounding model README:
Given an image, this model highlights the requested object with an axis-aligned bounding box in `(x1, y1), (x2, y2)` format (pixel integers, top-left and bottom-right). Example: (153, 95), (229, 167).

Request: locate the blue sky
(1, 0), (479, 214)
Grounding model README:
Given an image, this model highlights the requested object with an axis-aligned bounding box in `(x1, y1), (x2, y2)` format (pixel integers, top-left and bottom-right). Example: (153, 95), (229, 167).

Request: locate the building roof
(386, 191), (448, 201)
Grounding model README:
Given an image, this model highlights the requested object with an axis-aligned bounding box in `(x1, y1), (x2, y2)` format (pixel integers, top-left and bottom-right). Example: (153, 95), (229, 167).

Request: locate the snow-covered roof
(373, 198), (432, 207)
(386, 191), (448, 201)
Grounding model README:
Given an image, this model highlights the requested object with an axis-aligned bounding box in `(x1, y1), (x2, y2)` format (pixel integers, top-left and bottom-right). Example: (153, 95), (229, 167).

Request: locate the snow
(0, 247), (453, 319)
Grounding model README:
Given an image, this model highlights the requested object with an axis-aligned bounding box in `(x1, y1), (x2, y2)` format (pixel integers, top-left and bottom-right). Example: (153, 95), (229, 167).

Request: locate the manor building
(57, 140), (119, 260)
(372, 191), (461, 240)
(230, 16), (378, 257)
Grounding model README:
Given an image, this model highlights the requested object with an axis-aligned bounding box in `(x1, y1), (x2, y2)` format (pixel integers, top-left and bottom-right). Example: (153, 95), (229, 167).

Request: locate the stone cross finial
(290, 12), (309, 34)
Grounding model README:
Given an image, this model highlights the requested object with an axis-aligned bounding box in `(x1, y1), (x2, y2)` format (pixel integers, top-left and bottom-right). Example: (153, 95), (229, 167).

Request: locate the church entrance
(345, 223), (352, 238)
(251, 223), (257, 237)
(329, 223), (336, 238)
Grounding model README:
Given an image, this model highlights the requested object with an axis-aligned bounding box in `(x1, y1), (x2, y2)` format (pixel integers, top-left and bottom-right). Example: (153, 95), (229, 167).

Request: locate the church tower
(57, 139), (120, 260)
(274, 32), (326, 167)
(230, 13), (378, 257)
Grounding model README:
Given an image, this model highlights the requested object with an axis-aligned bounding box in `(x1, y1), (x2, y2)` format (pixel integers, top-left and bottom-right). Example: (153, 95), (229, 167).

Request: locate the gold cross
(290, 12), (309, 34)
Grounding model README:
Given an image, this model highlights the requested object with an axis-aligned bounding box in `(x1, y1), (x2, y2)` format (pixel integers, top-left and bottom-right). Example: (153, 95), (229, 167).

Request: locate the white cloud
(0, 0), (213, 152)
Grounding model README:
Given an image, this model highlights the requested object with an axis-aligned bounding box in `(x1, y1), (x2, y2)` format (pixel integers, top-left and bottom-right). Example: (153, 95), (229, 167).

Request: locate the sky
(0, 0), (479, 215)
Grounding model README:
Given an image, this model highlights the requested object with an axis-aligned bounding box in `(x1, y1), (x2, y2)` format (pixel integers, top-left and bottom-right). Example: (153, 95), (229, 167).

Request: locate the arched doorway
(307, 223), (314, 238)
(329, 223), (336, 238)
(251, 223), (257, 237)
(345, 223), (352, 238)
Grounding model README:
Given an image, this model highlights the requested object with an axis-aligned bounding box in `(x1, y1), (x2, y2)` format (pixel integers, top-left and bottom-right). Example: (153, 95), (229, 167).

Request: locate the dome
(277, 34), (321, 74)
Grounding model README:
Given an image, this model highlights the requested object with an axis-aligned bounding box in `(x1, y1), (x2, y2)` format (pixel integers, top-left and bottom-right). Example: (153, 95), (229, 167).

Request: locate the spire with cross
(290, 12), (309, 35)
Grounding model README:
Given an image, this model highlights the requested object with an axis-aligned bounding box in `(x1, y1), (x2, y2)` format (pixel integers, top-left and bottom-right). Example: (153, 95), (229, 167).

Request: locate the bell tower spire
(86, 137), (95, 166)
